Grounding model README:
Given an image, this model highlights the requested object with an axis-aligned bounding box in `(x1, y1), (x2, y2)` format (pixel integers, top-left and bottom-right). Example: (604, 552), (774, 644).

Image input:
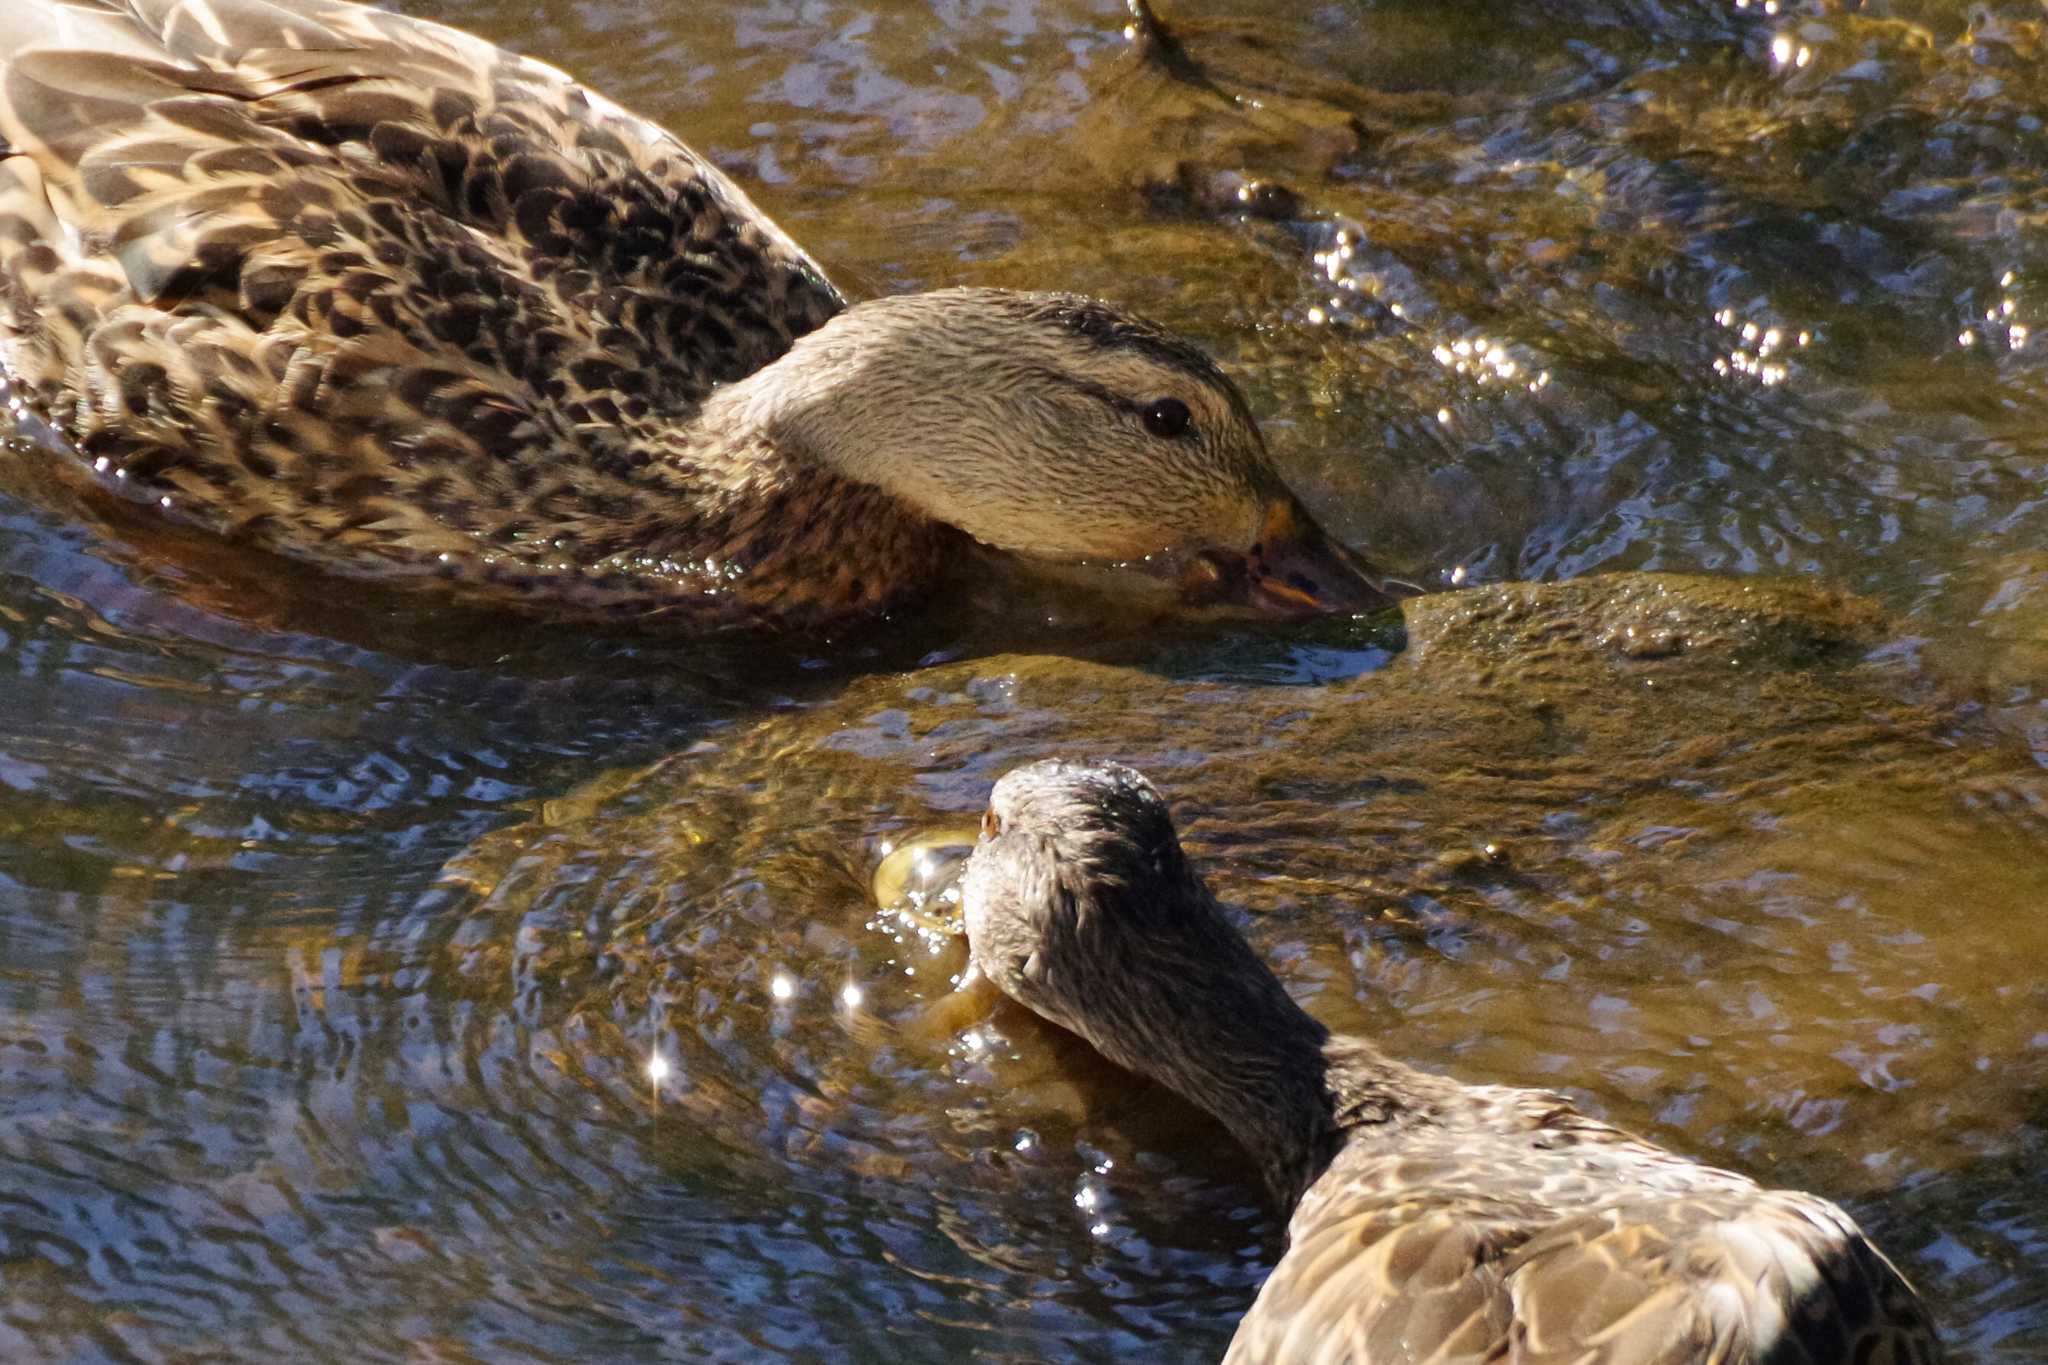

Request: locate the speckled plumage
(0, 0), (882, 623)
(963, 761), (1946, 1365)
(0, 0), (1397, 627)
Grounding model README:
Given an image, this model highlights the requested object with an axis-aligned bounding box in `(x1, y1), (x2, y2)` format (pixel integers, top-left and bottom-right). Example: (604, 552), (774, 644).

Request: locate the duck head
(958, 757), (1196, 1047)
(960, 758), (1338, 1197)
(724, 288), (1407, 616)
(962, 758), (1252, 1046)
(960, 760), (1306, 1069)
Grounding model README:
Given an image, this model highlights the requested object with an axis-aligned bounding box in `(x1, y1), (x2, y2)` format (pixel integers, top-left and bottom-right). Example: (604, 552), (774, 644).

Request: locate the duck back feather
(1229, 1064), (1941, 1364)
(0, 0), (848, 606)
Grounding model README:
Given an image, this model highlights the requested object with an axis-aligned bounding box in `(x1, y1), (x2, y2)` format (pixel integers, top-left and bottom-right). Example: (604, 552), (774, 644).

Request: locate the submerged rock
(426, 572), (2037, 1205)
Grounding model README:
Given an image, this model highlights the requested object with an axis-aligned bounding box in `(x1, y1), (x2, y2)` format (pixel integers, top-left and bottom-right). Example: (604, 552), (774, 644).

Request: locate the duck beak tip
(1240, 500), (1408, 616)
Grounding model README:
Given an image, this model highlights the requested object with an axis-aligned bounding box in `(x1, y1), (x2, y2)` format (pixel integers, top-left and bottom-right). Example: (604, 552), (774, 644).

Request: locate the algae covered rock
(420, 573), (2043, 1204)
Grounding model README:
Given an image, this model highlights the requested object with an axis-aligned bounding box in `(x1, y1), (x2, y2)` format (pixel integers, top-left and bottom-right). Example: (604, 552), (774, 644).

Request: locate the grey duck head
(717, 289), (1405, 616)
(961, 759), (1339, 1195)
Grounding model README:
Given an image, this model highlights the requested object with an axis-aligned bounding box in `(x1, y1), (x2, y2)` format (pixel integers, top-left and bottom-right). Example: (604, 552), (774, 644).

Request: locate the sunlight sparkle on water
(770, 973), (796, 1001)
(1712, 306), (1804, 385)
(1768, 34), (1810, 67)
(840, 982), (863, 1009)
(646, 1053), (670, 1085)
(1964, 274), (2031, 351)
(1429, 333), (1533, 390)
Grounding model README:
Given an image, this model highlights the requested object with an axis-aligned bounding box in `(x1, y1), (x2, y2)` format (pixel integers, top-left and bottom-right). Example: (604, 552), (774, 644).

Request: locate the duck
(0, 0), (1401, 629)
(961, 759), (1946, 1364)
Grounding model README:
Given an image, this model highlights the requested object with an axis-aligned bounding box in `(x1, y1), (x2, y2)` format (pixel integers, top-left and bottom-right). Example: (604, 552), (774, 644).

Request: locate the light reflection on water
(0, 0), (2046, 1361)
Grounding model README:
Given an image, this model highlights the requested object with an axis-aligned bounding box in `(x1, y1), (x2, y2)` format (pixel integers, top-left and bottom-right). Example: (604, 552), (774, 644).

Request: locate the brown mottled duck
(0, 0), (1400, 629)
(963, 760), (1946, 1364)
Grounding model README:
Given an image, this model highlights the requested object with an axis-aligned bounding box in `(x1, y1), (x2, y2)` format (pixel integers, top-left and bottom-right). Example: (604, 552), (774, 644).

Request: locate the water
(1, 0), (2045, 1359)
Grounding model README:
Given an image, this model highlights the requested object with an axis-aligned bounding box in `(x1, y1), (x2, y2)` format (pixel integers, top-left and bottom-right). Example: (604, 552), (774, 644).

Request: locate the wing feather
(1225, 1115), (1943, 1365)
(0, 0), (843, 588)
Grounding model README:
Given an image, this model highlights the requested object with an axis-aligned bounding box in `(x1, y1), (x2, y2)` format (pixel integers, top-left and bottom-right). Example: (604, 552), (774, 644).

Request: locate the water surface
(2, 0), (2046, 1360)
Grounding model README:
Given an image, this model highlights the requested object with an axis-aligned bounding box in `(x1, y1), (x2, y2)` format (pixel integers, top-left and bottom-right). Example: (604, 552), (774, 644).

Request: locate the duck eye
(1142, 397), (1192, 439)
(980, 808), (1001, 841)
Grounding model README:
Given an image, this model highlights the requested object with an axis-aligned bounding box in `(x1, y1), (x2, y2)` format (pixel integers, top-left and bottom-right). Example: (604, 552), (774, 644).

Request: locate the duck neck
(692, 296), (1040, 551)
(681, 424), (947, 615)
(517, 364), (949, 624)
(1074, 882), (1350, 1207)
(1178, 976), (1347, 1209)
(692, 303), (925, 492)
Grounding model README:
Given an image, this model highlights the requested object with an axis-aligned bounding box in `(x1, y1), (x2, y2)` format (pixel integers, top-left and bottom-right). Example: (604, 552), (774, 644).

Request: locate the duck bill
(1224, 499), (1408, 616)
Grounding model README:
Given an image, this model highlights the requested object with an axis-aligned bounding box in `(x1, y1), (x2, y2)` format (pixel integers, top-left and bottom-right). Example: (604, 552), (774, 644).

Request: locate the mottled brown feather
(0, 0), (894, 623)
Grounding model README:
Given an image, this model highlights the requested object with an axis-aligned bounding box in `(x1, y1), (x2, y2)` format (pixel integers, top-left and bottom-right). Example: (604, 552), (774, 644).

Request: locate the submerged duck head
(961, 757), (1337, 1200)
(727, 288), (1401, 616)
(961, 758), (1308, 1080)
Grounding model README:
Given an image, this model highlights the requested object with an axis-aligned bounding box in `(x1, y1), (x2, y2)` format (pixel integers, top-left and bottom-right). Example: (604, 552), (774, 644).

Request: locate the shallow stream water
(2, 0), (2046, 1360)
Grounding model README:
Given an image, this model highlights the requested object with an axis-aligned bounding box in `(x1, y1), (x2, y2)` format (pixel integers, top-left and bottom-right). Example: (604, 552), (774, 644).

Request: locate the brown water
(1, 0), (2046, 1359)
